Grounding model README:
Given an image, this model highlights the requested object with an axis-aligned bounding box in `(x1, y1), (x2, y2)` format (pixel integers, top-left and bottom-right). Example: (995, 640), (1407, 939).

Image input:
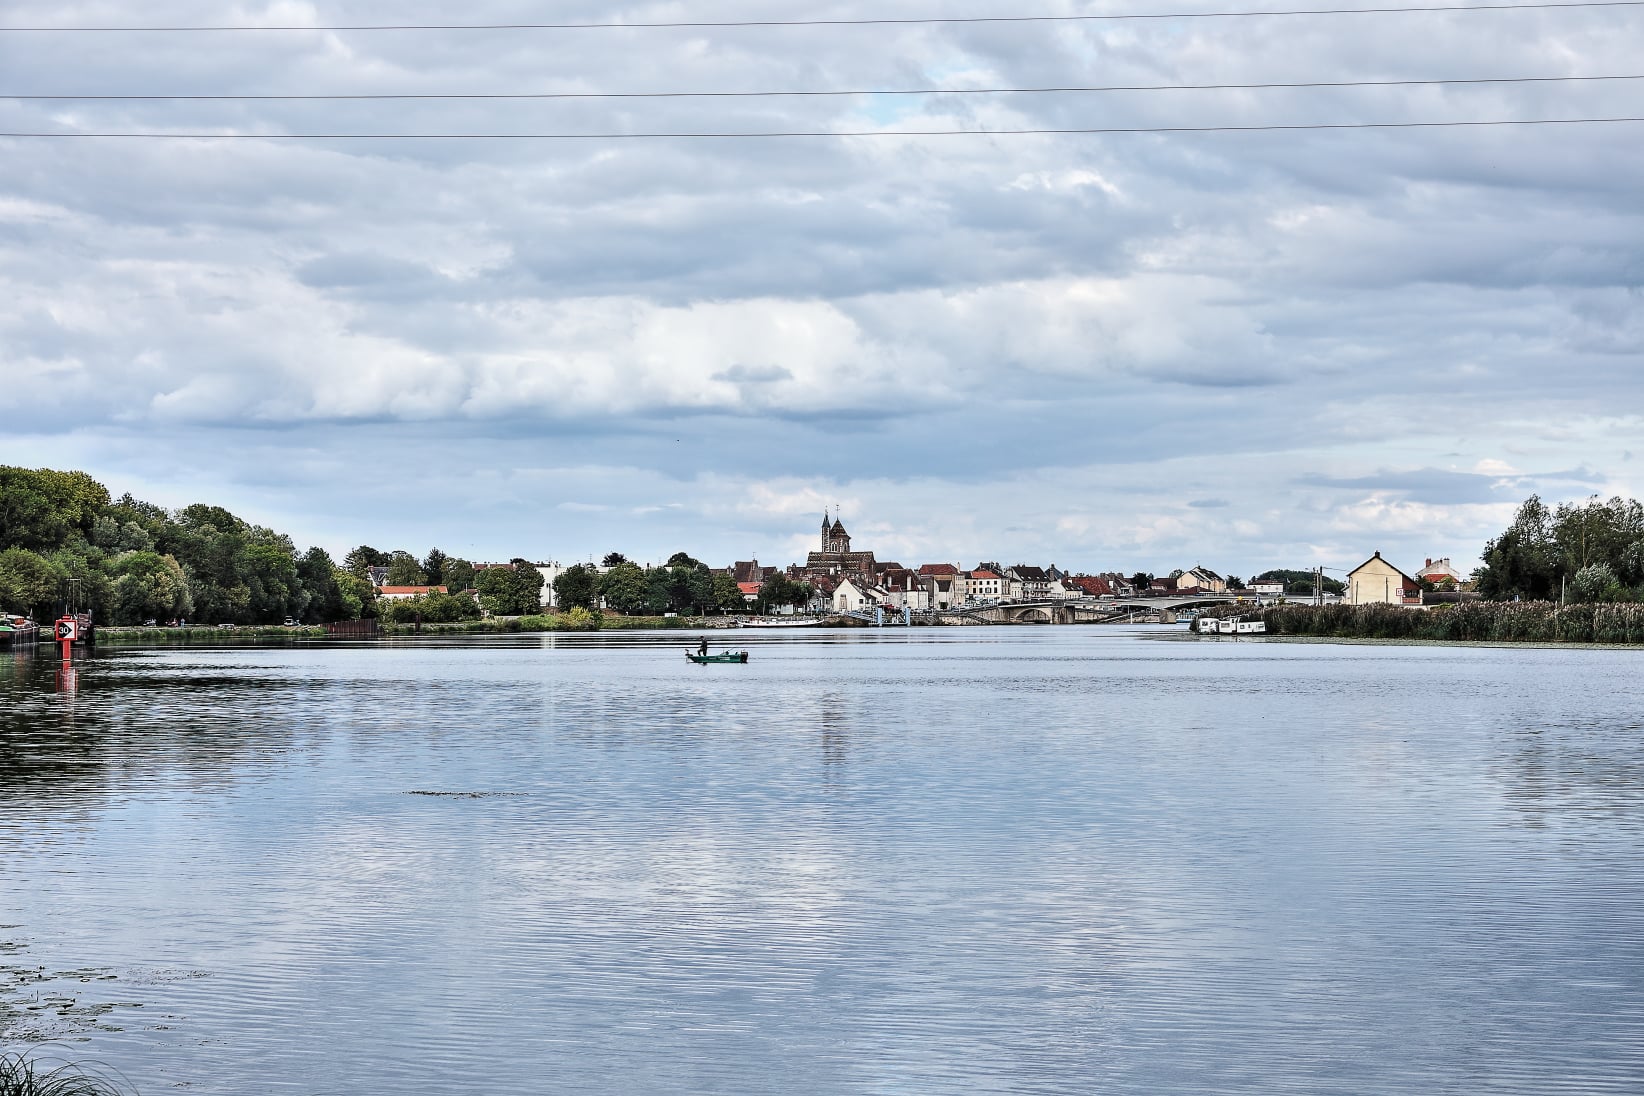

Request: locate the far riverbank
(1201, 600), (1644, 645)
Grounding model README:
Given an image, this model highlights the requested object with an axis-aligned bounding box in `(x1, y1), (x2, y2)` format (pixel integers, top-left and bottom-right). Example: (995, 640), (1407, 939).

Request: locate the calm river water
(2, 628), (1642, 1094)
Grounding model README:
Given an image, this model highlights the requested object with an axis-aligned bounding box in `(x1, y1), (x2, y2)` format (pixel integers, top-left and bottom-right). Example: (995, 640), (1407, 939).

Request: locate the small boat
(741, 617), (822, 628)
(687, 650), (750, 664)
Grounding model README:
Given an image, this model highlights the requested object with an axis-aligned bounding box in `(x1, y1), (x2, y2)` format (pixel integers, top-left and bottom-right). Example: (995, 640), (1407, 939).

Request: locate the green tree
(666, 552), (702, 569)
(758, 574), (811, 612)
(296, 547), (345, 622)
(476, 560), (545, 616)
(110, 552), (193, 624)
(711, 572), (745, 612)
(343, 545), (389, 579)
(335, 568), (375, 619)
(1477, 496), (1559, 600)
(384, 551), (427, 586)
(553, 564), (599, 611)
(1570, 562), (1624, 603)
(601, 552), (629, 568)
(597, 561), (656, 615)
(0, 467), (109, 551)
(0, 547), (60, 617)
(422, 548), (448, 587)
(443, 558), (476, 592)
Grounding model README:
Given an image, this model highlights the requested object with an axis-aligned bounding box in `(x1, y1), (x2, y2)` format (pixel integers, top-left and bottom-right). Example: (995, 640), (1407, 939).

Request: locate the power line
(1, 117), (1640, 139)
(3, 1), (1641, 31)
(4, 73), (1641, 101)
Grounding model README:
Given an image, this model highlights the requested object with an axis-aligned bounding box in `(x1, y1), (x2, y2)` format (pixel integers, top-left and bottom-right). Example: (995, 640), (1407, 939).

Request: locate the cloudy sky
(2, 1), (1641, 578)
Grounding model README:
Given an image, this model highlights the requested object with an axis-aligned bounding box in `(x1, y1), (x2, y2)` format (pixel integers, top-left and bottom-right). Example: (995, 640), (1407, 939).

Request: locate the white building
(832, 576), (885, 613)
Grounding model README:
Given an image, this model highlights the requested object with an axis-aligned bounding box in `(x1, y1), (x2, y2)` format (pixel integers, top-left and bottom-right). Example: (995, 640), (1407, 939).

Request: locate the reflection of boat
(687, 650), (749, 664)
(741, 617), (823, 628)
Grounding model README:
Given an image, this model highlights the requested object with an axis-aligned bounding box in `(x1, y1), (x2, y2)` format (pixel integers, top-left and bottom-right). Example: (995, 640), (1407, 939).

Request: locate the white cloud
(1, 0), (1640, 575)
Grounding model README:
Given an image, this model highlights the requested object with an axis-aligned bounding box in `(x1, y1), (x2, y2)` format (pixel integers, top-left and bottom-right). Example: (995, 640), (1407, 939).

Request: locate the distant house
(832, 576), (886, 613)
(1347, 552), (1423, 606)
(737, 581), (763, 605)
(366, 565), (390, 588)
(1066, 576), (1113, 598)
(1179, 566), (1227, 594)
(915, 563), (963, 609)
(377, 585), (449, 601)
(1011, 565), (1052, 600)
(532, 562), (564, 608)
(1418, 558), (1464, 587)
(1247, 578), (1285, 597)
(880, 568), (931, 610)
(968, 569), (1005, 602)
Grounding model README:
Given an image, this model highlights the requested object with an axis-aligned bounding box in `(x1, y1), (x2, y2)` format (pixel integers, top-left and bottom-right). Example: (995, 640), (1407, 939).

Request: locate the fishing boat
(741, 617), (823, 628)
(687, 650), (750, 664)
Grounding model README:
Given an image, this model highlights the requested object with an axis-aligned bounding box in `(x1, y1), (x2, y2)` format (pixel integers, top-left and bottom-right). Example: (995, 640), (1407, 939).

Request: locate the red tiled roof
(917, 563), (959, 576)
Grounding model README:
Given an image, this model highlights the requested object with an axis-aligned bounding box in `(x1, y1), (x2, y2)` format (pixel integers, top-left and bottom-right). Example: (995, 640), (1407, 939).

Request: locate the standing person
(697, 636), (709, 657)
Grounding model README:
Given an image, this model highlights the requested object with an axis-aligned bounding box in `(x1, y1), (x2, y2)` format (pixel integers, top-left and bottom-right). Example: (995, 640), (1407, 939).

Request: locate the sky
(2, 1), (1641, 579)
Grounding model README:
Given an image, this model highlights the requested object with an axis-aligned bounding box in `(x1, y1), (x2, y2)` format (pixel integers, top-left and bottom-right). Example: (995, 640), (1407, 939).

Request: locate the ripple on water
(1, 632), (1642, 1094)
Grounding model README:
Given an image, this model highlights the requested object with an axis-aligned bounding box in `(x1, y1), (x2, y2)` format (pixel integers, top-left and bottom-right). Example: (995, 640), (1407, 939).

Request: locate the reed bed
(1206, 601), (1644, 644)
(0, 1054), (132, 1096)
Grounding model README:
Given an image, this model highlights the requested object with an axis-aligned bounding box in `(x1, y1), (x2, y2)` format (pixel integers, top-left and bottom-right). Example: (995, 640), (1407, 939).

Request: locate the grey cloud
(2, 0), (1641, 572)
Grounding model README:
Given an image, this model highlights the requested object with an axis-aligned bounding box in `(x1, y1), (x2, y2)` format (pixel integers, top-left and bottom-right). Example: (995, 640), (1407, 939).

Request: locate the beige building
(1346, 552), (1423, 606)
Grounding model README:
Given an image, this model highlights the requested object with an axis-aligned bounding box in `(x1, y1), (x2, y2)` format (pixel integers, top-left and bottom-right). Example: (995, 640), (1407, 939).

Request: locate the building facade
(1347, 552), (1423, 606)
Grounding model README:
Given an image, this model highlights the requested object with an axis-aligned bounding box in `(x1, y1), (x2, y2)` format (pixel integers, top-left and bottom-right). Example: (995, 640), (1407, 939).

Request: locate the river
(2, 628), (1642, 1094)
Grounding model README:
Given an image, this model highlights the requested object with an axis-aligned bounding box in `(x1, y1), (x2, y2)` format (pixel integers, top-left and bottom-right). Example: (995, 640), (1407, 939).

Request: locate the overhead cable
(4, 73), (1642, 100)
(3, 1), (1642, 32)
(3, 117), (1641, 138)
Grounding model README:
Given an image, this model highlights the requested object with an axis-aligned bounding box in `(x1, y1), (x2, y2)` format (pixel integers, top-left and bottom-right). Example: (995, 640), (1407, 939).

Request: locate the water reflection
(0, 632), (1641, 1094)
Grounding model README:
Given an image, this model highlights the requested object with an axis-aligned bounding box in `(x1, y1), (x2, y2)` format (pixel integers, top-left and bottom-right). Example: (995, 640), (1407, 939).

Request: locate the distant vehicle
(283, 618), (298, 626)
(143, 619), (157, 627)
(217, 623), (235, 629)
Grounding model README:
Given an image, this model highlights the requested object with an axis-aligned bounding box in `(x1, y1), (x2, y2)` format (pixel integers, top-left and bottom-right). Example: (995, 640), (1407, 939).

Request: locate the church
(800, 511), (878, 581)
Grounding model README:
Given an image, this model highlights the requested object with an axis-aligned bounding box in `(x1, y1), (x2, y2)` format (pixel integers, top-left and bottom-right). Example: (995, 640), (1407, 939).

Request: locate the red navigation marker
(55, 616), (78, 662)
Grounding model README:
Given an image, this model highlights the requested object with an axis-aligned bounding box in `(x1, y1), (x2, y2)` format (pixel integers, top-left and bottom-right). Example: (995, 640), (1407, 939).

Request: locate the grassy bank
(377, 612), (732, 635)
(88, 624), (329, 644)
(1205, 601), (1644, 644)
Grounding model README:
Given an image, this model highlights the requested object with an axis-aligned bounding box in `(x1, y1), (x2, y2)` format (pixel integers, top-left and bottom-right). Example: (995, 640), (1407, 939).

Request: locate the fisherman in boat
(698, 636), (709, 657)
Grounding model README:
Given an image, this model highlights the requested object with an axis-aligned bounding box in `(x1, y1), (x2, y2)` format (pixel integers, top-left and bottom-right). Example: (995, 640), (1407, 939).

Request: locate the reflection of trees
(0, 656), (308, 808)
(1495, 719), (1644, 832)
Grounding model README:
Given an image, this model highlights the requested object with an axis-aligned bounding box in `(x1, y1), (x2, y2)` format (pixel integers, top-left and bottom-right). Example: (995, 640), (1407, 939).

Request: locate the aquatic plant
(0, 1053), (133, 1096)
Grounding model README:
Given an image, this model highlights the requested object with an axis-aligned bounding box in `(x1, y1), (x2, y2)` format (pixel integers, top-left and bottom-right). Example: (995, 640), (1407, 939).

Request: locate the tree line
(1474, 495), (1644, 602)
(0, 466), (372, 626)
(549, 552), (811, 617)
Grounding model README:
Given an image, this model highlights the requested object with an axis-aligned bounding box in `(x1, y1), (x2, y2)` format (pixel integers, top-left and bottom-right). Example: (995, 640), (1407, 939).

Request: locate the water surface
(3, 629), (1641, 1094)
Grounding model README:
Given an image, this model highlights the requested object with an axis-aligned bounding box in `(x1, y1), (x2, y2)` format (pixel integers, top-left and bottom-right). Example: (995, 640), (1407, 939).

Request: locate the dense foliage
(1253, 568), (1346, 596)
(595, 556), (748, 616)
(1475, 495), (1644, 602)
(1233, 601), (1644, 644)
(0, 466), (377, 626)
